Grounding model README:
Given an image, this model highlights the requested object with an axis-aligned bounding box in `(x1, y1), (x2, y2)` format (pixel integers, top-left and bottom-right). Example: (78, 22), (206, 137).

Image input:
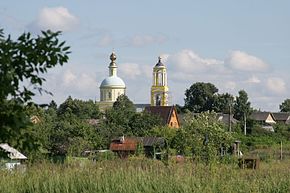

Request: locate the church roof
(100, 76), (126, 88)
(155, 56), (165, 67)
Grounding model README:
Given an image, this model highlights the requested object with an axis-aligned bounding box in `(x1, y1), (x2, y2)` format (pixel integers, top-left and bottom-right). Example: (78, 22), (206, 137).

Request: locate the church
(98, 52), (180, 128)
(98, 52), (126, 110)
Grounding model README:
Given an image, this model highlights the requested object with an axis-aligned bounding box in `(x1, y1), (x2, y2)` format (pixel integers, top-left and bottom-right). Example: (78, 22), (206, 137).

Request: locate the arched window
(156, 94), (161, 106)
(158, 72), (163, 86)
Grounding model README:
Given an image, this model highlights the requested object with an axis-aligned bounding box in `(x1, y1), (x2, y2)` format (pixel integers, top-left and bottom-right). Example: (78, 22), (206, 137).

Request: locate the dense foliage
(22, 95), (163, 159)
(184, 82), (218, 112)
(0, 29), (70, 151)
(172, 111), (233, 162)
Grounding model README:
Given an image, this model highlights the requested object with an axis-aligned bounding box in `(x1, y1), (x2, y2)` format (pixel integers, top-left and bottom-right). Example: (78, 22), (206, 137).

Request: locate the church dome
(100, 76), (126, 88)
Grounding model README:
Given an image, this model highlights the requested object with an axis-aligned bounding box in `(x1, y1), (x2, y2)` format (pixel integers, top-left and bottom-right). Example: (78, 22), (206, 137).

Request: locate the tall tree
(280, 99), (290, 112)
(213, 93), (235, 114)
(104, 95), (136, 136)
(233, 90), (252, 121)
(0, 29), (70, 150)
(184, 82), (218, 112)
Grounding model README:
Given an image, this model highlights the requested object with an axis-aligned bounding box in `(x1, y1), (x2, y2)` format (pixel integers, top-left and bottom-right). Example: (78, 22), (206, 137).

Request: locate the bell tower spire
(109, 52), (117, 76)
(151, 56), (169, 106)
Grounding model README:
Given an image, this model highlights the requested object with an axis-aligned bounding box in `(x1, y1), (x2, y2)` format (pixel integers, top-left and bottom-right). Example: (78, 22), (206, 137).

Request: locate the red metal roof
(110, 138), (137, 151)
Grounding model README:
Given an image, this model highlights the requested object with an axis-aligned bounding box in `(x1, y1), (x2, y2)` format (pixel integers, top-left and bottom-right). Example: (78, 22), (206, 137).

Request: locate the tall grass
(1, 159), (290, 193)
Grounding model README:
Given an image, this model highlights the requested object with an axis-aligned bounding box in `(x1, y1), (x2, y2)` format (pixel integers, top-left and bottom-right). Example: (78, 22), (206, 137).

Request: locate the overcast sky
(1, 1), (289, 111)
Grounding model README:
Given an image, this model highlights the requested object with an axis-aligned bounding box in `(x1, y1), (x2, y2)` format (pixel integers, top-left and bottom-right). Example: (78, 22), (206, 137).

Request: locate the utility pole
(229, 98), (232, 132)
(244, 113), (247, 135)
(280, 141), (283, 160)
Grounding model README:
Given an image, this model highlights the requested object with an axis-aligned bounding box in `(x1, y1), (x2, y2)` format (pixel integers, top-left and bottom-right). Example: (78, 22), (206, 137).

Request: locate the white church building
(98, 52), (126, 109)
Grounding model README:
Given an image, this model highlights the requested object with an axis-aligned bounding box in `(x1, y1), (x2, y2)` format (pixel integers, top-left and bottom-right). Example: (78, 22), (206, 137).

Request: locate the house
(144, 106), (180, 128)
(217, 113), (239, 126)
(30, 115), (41, 124)
(250, 112), (276, 124)
(250, 112), (276, 132)
(272, 112), (290, 125)
(0, 143), (27, 170)
(109, 136), (165, 159)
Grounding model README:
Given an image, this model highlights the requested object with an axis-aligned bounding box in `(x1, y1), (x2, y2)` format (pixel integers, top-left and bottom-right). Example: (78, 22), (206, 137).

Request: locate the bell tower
(150, 56), (169, 106)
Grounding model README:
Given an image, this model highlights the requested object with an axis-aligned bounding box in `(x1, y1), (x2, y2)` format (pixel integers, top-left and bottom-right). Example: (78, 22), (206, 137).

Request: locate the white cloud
(31, 6), (79, 32)
(63, 70), (77, 85)
(166, 49), (224, 73)
(224, 81), (236, 90)
(226, 50), (268, 72)
(97, 34), (113, 47)
(246, 75), (261, 84)
(62, 69), (97, 91)
(118, 63), (141, 79)
(129, 34), (167, 47)
(266, 77), (286, 94)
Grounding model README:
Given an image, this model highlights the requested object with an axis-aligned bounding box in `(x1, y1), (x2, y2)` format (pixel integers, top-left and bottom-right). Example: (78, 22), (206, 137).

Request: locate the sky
(1, 1), (290, 111)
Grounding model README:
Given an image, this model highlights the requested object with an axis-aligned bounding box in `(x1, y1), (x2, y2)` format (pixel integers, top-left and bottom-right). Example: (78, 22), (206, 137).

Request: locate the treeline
(24, 95), (162, 159)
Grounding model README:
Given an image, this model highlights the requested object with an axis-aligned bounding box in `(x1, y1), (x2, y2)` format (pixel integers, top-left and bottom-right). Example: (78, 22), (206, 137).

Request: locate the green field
(1, 158), (290, 193)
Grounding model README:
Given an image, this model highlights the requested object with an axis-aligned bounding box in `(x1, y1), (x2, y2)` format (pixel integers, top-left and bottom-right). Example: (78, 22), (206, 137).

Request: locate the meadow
(1, 158), (290, 193)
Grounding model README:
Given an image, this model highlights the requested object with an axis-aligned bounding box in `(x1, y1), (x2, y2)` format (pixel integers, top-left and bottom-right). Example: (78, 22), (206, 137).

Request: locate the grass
(1, 158), (290, 193)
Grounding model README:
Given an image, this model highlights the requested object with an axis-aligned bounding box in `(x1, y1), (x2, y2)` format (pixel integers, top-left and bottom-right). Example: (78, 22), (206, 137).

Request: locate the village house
(0, 143), (27, 170)
(250, 112), (276, 132)
(145, 106), (180, 128)
(272, 112), (290, 125)
(217, 113), (239, 126)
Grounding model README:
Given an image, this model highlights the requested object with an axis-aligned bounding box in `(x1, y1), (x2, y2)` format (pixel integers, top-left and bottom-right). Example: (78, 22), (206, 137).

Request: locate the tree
(233, 90), (252, 121)
(0, 29), (70, 150)
(102, 95), (136, 139)
(129, 112), (162, 136)
(213, 93), (235, 114)
(280, 99), (290, 112)
(184, 82), (218, 112)
(58, 96), (100, 119)
(113, 94), (136, 112)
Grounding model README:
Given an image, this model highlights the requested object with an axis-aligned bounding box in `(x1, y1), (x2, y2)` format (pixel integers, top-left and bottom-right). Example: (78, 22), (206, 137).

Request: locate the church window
(108, 92), (111, 99)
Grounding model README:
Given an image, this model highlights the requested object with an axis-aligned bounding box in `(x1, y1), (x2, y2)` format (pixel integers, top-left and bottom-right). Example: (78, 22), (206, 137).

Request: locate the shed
(109, 137), (138, 158)
(109, 136), (165, 159)
(139, 137), (165, 158)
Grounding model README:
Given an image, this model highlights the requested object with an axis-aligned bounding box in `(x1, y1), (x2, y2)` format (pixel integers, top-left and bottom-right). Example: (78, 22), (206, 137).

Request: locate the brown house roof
(110, 137), (165, 152)
(110, 138), (137, 151)
(140, 137), (165, 147)
(217, 113), (239, 125)
(144, 106), (178, 125)
(250, 112), (272, 121)
(272, 112), (290, 121)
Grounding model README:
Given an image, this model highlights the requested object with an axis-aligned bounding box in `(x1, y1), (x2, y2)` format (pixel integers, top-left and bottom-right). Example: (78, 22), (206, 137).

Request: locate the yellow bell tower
(151, 56), (169, 106)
